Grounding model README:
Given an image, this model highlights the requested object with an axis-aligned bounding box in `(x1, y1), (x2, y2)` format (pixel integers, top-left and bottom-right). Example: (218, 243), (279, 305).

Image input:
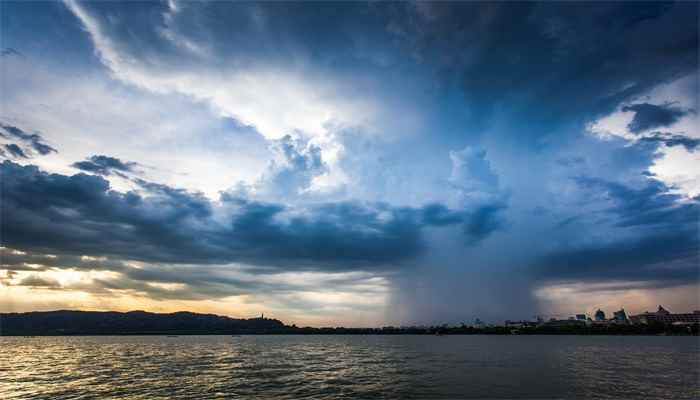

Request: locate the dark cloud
(4, 143), (28, 158)
(574, 177), (698, 229)
(421, 203), (507, 244)
(0, 123), (57, 156)
(535, 229), (698, 286)
(0, 47), (22, 57)
(638, 132), (700, 151)
(131, 177), (212, 218)
(0, 250), (127, 273)
(622, 103), (692, 133)
(72, 155), (139, 176)
(227, 200), (424, 267)
(68, 1), (400, 71)
(32, 141), (59, 156)
(64, 2), (699, 146)
(1, 160), (500, 272)
(463, 204), (507, 244)
(383, 2), (698, 140)
(535, 176), (699, 286)
(17, 274), (61, 288)
(421, 203), (464, 226)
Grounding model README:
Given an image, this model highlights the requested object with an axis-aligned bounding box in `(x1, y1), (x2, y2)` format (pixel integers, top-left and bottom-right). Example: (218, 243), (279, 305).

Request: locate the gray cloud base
(1, 160), (504, 271)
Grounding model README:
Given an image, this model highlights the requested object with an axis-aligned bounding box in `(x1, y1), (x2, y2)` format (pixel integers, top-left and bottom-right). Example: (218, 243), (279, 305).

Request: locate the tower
(594, 309), (606, 321)
(613, 308), (628, 322)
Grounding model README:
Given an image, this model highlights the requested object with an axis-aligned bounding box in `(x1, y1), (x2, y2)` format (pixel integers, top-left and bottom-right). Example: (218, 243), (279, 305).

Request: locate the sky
(0, 1), (698, 327)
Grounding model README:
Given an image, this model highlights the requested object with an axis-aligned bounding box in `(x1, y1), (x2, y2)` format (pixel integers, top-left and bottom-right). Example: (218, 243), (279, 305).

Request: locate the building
(544, 319), (586, 328)
(612, 308), (628, 324)
(629, 306), (700, 326)
(505, 320), (539, 328)
(575, 314), (587, 321)
(594, 309), (606, 321)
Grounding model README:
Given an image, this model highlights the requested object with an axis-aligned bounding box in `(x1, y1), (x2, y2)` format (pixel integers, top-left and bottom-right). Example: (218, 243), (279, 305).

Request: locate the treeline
(0, 310), (285, 335)
(1, 310), (697, 335)
(286, 324), (698, 336)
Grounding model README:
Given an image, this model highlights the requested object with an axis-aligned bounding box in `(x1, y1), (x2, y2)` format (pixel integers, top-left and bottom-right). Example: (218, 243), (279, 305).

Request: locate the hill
(0, 310), (287, 335)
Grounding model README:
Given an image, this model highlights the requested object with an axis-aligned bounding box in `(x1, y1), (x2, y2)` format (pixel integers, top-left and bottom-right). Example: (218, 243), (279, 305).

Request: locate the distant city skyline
(0, 1), (698, 327)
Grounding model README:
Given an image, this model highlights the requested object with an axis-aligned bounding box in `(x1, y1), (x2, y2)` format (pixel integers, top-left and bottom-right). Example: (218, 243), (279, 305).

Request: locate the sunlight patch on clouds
(2, 47), (269, 199)
(649, 146), (700, 197)
(65, 0), (378, 142)
(2, 268), (121, 288)
(0, 246), (392, 326)
(588, 108), (636, 141)
(146, 282), (187, 291)
(63, 0), (410, 197)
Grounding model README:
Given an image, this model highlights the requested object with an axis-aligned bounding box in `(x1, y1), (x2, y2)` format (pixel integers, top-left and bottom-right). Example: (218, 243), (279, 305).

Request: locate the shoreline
(3, 310), (697, 336)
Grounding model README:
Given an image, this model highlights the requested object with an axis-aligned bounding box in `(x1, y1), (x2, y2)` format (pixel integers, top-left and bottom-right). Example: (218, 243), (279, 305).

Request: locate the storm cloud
(534, 177), (699, 286)
(381, 2), (698, 140)
(1, 160), (501, 271)
(1, 1), (697, 323)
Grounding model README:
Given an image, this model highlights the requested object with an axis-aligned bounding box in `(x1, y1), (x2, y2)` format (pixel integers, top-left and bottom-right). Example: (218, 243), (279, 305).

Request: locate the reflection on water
(1, 335), (698, 399)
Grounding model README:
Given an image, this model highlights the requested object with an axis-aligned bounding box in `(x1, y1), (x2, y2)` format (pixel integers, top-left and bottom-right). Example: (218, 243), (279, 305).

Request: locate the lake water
(1, 335), (698, 399)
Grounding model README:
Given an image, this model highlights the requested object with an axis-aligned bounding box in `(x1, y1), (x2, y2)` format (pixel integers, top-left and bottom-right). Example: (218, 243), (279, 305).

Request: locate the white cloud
(62, 0), (441, 198)
(448, 146), (503, 207)
(64, 0), (379, 141)
(1, 50), (270, 198)
(587, 74), (699, 197)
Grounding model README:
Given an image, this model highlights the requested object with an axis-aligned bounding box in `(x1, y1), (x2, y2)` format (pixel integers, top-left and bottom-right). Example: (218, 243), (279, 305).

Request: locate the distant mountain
(0, 310), (288, 335)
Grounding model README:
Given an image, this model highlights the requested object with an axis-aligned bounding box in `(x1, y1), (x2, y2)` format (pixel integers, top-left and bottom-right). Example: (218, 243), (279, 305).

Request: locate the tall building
(613, 308), (628, 323)
(655, 305), (670, 315)
(594, 309), (606, 321)
(629, 306), (700, 325)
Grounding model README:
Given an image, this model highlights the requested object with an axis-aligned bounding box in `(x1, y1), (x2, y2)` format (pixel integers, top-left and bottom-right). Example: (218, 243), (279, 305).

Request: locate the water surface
(2, 335), (698, 399)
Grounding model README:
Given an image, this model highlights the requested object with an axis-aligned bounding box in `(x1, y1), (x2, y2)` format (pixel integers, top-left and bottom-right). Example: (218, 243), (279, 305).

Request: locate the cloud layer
(2, 159), (502, 270)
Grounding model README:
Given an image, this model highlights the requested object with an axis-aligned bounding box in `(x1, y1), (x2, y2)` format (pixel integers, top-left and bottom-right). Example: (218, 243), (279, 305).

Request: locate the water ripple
(1, 335), (698, 399)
